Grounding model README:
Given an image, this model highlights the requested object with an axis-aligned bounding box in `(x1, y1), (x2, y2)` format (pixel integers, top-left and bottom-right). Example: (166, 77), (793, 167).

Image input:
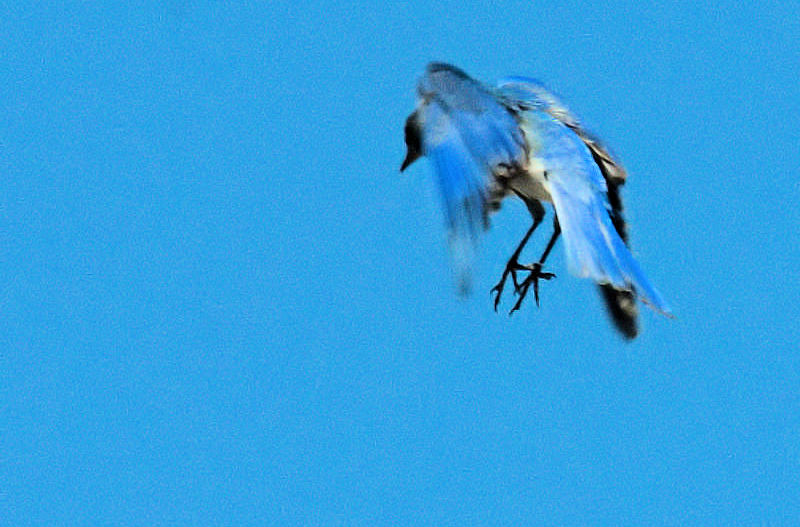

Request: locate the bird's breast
(506, 159), (552, 203)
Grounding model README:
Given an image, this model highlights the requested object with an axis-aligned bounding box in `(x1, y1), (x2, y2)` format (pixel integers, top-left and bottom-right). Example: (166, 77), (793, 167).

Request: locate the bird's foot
(490, 259), (528, 311)
(508, 263), (556, 315)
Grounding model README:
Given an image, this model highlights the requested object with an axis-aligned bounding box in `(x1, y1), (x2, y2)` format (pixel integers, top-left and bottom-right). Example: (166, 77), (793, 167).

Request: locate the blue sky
(2, 2), (799, 525)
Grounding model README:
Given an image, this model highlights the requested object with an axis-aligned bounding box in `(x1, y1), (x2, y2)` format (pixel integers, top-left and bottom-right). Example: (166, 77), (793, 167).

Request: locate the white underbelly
(507, 162), (552, 203)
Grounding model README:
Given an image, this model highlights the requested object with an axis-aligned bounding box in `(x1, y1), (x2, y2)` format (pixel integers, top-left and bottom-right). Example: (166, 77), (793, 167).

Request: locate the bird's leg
(490, 219), (540, 310)
(491, 199), (545, 311)
(509, 218), (561, 315)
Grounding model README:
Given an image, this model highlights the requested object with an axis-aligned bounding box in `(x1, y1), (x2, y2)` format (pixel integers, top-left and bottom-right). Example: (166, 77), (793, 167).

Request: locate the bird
(400, 62), (671, 339)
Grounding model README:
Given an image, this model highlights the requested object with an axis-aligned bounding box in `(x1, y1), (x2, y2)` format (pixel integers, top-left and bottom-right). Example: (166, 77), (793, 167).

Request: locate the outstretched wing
(498, 76), (627, 186)
(498, 78), (643, 335)
(498, 80), (670, 315)
(406, 63), (527, 292)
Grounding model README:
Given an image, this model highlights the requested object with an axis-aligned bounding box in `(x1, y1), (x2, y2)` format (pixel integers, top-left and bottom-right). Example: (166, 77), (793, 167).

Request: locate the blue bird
(400, 62), (671, 338)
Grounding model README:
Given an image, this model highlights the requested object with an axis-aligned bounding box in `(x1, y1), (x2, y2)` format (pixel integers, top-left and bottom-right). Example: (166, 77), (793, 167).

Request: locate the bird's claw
(490, 261), (526, 311)
(508, 263), (555, 315)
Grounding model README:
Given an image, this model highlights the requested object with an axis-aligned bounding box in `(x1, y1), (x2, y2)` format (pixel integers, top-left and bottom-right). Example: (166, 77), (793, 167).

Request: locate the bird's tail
(597, 184), (638, 339)
(599, 284), (638, 339)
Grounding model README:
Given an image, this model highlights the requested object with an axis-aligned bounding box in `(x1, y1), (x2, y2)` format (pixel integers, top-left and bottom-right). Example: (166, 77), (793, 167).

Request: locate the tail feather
(597, 179), (639, 338)
(599, 285), (638, 339)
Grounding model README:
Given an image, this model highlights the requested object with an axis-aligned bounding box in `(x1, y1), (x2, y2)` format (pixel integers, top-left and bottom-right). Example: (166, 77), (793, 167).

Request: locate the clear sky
(3, 2), (799, 525)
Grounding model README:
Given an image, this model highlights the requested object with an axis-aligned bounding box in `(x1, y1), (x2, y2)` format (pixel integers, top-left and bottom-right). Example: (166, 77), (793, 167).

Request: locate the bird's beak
(401, 111), (422, 172)
(400, 150), (420, 172)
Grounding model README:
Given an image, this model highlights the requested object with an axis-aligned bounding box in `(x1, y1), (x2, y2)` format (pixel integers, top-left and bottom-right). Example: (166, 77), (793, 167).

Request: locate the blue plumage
(401, 63), (671, 337)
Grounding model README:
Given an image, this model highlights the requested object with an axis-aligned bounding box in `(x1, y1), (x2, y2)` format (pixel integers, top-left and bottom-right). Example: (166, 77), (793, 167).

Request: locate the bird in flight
(400, 62), (671, 338)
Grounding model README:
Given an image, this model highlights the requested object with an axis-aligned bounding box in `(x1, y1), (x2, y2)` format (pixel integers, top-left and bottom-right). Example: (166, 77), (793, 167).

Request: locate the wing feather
(503, 89), (670, 314)
(413, 64), (526, 291)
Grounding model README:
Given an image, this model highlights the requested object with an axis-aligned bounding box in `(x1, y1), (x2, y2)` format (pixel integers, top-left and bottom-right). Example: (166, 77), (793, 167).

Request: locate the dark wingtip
(599, 285), (639, 340)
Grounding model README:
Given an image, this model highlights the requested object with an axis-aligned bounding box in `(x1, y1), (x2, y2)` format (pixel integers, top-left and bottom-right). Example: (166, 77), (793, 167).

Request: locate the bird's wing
(498, 77), (628, 185)
(499, 78), (654, 335)
(498, 81), (669, 314)
(414, 64), (527, 292)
